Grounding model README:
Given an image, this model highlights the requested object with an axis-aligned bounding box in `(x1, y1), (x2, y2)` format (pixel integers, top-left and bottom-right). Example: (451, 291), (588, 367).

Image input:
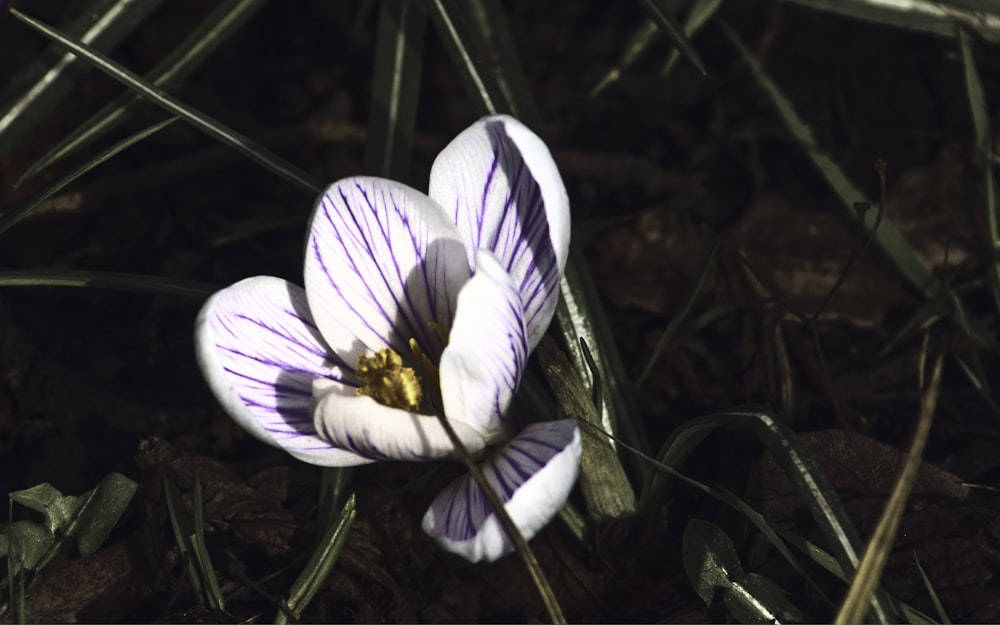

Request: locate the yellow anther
(409, 338), (440, 393)
(355, 348), (423, 412)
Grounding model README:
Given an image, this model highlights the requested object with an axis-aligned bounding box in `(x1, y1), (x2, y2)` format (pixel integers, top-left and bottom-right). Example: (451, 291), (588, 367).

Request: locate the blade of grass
(661, 0), (724, 77)
(634, 0), (708, 75)
(637, 241), (719, 386)
(0, 0), (162, 159)
(10, 8), (322, 197)
(958, 26), (1000, 319)
(275, 494), (356, 624)
(720, 20), (940, 300)
(365, 0), (427, 179)
(18, 0), (269, 183)
(190, 478), (225, 611)
(0, 270), (217, 300)
(913, 552), (950, 625)
(638, 406), (893, 623)
(537, 336), (637, 521)
(835, 353), (943, 624)
(783, 0), (1000, 43)
(422, 0), (500, 116)
(591, 19), (659, 98)
(0, 116), (178, 237)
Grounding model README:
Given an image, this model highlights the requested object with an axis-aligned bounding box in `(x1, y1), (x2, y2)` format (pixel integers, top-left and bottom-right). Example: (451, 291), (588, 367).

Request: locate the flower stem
(432, 413), (566, 624)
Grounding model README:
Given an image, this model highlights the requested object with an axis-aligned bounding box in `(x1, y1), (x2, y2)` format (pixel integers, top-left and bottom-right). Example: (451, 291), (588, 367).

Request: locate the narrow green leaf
(10, 8), (322, 196)
(537, 337), (637, 521)
(422, 0), (501, 115)
(19, 0), (269, 181)
(0, 0), (162, 159)
(662, 0), (724, 77)
(783, 0), (1000, 43)
(365, 0), (427, 179)
(190, 478), (224, 611)
(958, 27), (1000, 318)
(558, 245), (652, 479)
(634, 0), (708, 75)
(163, 472), (208, 607)
(276, 494), (357, 624)
(0, 270), (218, 299)
(637, 241), (719, 385)
(913, 552), (950, 625)
(721, 21), (940, 300)
(639, 407), (894, 623)
(591, 19), (659, 98)
(0, 116), (178, 238)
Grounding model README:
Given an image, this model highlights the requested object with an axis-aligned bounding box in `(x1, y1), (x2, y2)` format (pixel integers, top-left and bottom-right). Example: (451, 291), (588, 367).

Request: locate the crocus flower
(195, 115), (581, 562)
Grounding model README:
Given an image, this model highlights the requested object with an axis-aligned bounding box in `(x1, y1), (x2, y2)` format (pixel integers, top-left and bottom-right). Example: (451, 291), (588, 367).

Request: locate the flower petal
(428, 115), (570, 350)
(304, 177), (471, 366)
(421, 419), (582, 562)
(311, 380), (489, 461)
(195, 276), (372, 466)
(439, 250), (527, 438)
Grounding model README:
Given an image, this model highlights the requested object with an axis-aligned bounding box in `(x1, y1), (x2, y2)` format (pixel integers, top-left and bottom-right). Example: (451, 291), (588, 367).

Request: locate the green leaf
(684, 519), (809, 624)
(0, 270), (218, 300)
(782, 0), (1000, 43)
(0, 117), (178, 238)
(276, 494), (357, 624)
(365, 0), (428, 179)
(721, 21), (940, 300)
(9, 8), (322, 196)
(723, 572), (808, 624)
(1, 521), (52, 573)
(0, 0), (162, 159)
(537, 337), (637, 521)
(9, 485), (83, 537)
(662, 0), (724, 77)
(637, 241), (720, 386)
(634, 0), (707, 75)
(591, 19), (659, 98)
(683, 519), (743, 606)
(19, 0), (269, 181)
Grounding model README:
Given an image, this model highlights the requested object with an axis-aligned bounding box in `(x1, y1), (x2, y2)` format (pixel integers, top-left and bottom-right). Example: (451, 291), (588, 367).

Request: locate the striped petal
(311, 380), (489, 461)
(428, 115), (570, 351)
(303, 177), (471, 367)
(195, 276), (372, 467)
(439, 250), (527, 439)
(421, 419), (582, 562)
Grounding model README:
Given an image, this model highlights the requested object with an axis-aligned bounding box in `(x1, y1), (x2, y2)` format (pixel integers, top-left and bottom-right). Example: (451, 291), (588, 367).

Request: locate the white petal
(303, 177), (471, 367)
(311, 380), (490, 461)
(421, 419), (582, 562)
(439, 250), (527, 439)
(429, 115), (570, 350)
(195, 276), (372, 467)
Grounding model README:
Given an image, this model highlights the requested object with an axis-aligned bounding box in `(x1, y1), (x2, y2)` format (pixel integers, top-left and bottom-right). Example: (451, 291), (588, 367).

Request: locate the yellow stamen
(355, 348), (423, 412)
(409, 338), (440, 393)
(428, 321), (449, 347)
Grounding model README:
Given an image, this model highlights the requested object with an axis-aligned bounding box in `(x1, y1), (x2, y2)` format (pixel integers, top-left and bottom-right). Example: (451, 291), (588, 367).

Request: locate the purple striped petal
(195, 276), (372, 467)
(303, 177), (471, 367)
(421, 419), (581, 562)
(311, 381), (489, 461)
(439, 250), (527, 439)
(428, 115), (570, 351)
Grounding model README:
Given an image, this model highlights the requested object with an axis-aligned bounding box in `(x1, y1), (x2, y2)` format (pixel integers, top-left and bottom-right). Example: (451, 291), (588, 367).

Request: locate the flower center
(354, 329), (446, 413)
(355, 348), (423, 411)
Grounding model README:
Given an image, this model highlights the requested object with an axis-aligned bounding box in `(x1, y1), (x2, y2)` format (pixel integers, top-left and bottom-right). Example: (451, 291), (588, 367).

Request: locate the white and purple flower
(195, 115), (581, 562)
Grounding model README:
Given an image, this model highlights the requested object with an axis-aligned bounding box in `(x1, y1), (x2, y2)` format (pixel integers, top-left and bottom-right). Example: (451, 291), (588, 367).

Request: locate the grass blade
(835, 354), (942, 624)
(662, 0), (724, 77)
(782, 0), (1000, 43)
(275, 494), (357, 624)
(0, 0), (162, 159)
(422, 0), (501, 115)
(10, 8), (322, 197)
(365, 0), (427, 179)
(721, 21), (940, 299)
(0, 270), (217, 300)
(958, 26), (1000, 319)
(0, 116), (178, 237)
(18, 0), (269, 182)
(634, 0), (707, 75)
